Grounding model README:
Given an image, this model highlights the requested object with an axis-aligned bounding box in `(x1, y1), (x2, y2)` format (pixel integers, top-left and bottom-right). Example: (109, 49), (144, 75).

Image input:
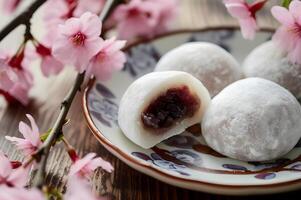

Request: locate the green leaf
(40, 129), (64, 144)
(40, 129), (52, 142)
(282, 0), (292, 8)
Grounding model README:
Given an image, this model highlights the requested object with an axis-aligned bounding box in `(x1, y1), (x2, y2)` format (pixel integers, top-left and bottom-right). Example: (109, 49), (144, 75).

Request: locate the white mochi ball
(118, 71), (211, 149)
(155, 42), (243, 97)
(202, 78), (301, 161)
(243, 41), (301, 99)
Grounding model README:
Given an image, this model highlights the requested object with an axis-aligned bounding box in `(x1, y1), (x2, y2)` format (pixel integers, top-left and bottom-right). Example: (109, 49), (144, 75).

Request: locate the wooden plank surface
(0, 0), (300, 199)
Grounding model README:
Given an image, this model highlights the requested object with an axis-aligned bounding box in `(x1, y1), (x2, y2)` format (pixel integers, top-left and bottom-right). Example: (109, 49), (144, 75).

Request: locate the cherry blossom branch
(33, 72), (85, 188)
(32, 0), (123, 189)
(0, 0), (47, 41)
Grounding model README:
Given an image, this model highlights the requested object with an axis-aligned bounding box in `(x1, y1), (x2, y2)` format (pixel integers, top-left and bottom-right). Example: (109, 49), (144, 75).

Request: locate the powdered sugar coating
(202, 78), (301, 161)
(118, 71), (211, 149)
(243, 41), (301, 99)
(155, 42), (243, 97)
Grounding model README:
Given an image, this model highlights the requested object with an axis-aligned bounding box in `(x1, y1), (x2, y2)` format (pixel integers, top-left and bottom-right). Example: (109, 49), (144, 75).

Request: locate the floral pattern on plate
(88, 83), (118, 127)
(123, 44), (160, 77)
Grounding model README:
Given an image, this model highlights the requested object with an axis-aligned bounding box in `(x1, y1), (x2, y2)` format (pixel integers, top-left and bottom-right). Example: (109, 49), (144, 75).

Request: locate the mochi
(118, 71), (211, 148)
(202, 78), (301, 161)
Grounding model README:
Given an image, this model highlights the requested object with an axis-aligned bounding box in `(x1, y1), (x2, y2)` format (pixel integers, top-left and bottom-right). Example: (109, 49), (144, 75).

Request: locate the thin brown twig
(32, 72), (85, 188)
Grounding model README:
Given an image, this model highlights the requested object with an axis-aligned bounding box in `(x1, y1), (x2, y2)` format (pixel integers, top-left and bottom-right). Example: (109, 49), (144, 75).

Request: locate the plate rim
(82, 26), (301, 195)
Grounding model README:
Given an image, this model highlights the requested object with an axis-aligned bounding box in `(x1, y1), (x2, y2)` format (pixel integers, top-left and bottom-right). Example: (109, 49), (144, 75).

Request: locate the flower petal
(225, 3), (250, 18)
(80, 12), (102, 37)
(69, 153), (96, 176)
(87, 157), (114, 173)
(40, 56), (64, 77)
(271, 6), (294, 26)
(25, 114), (41, 147)
(18, 121), (33, 141)
(239, 18), (257, 39)
(0, 152), (12, 178)
(289, 0), (301, 19)
(7, 166), (30, 187)
(288, 38), (301, 64)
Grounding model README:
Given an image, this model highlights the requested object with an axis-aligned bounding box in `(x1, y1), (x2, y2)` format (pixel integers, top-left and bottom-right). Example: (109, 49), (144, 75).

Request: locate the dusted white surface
(243, 41), (301, 99)
(202, 78), (301, 161)
(155, 42), (242, 96)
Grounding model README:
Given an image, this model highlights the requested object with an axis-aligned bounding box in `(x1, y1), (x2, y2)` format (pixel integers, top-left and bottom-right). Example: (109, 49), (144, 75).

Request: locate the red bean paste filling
(141, 86), (200, 130)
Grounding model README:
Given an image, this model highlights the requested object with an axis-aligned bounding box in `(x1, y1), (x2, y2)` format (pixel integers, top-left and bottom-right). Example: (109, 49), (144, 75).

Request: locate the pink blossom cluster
(42, 0), (177, 42)
(0, 12), (126, 105)
(271, 0), (301, 64)
(223, 0), (267, 39)
(223, 0), (301, 64)
(42, 0), (106, 45)
(52, 12), (127, 79)
(0, 0), (178, 105)
(113, 0), (178, 39)
(2, 114), (113, 199)
(0, 49), (33, 105)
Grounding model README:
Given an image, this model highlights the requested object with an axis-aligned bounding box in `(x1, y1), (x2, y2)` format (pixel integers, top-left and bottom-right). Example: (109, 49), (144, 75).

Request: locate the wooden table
(0, 0), (300, 199)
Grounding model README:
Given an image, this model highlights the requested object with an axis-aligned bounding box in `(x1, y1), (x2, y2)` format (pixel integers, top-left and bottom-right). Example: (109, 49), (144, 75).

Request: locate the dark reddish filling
(141, 86), (200, 130)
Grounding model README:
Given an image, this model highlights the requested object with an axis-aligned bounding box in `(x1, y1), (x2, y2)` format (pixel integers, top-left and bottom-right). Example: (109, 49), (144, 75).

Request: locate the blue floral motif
(222, 164), (248, 171)
(95, 83), (115, 99)
(170, 150), (202, 166)
(188, 30), (234, 52)
(255, 173), (276, 180)
(151, 153), (188, 175)
(164, 135), (198, 149)
(89, 91), (118, 127)
(123, 44), (161, 77)
(131, 151), (190, 176)
(290, 163), (301, 170)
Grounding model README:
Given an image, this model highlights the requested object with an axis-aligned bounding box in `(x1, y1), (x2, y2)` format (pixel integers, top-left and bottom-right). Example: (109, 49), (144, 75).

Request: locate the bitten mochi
(155, 42), (242, 97)
(118, 71), (211, 148)
(243, 41), (301, 99)
(202, 78), (301, 161)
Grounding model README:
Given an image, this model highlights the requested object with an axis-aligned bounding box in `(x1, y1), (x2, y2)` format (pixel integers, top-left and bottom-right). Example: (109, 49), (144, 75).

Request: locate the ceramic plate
(83, 27), (301, 195)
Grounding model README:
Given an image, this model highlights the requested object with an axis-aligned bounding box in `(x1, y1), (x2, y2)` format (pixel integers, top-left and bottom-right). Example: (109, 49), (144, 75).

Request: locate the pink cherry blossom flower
(6, 114), (42, 157)
(25, 42), (64, 77)
(0, 186), (45, 200)
(74, 0), (105, 17)
(65, 175), (106, 200)
(42, 0), (77, 45)
(52, 12), (103, 72)
(2, 0), (21, 14)
(87, 37), (126, 80)
(152, 0), (178, 34)
(113, 0), (178, 39)
(271, 0), (301, 64)
(0, 52), (33, 105)
(113, 0), (159, 39)
(0, 152), (29, 187)
(69, 152), (113, 178)
(223, 0), (267, 39)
